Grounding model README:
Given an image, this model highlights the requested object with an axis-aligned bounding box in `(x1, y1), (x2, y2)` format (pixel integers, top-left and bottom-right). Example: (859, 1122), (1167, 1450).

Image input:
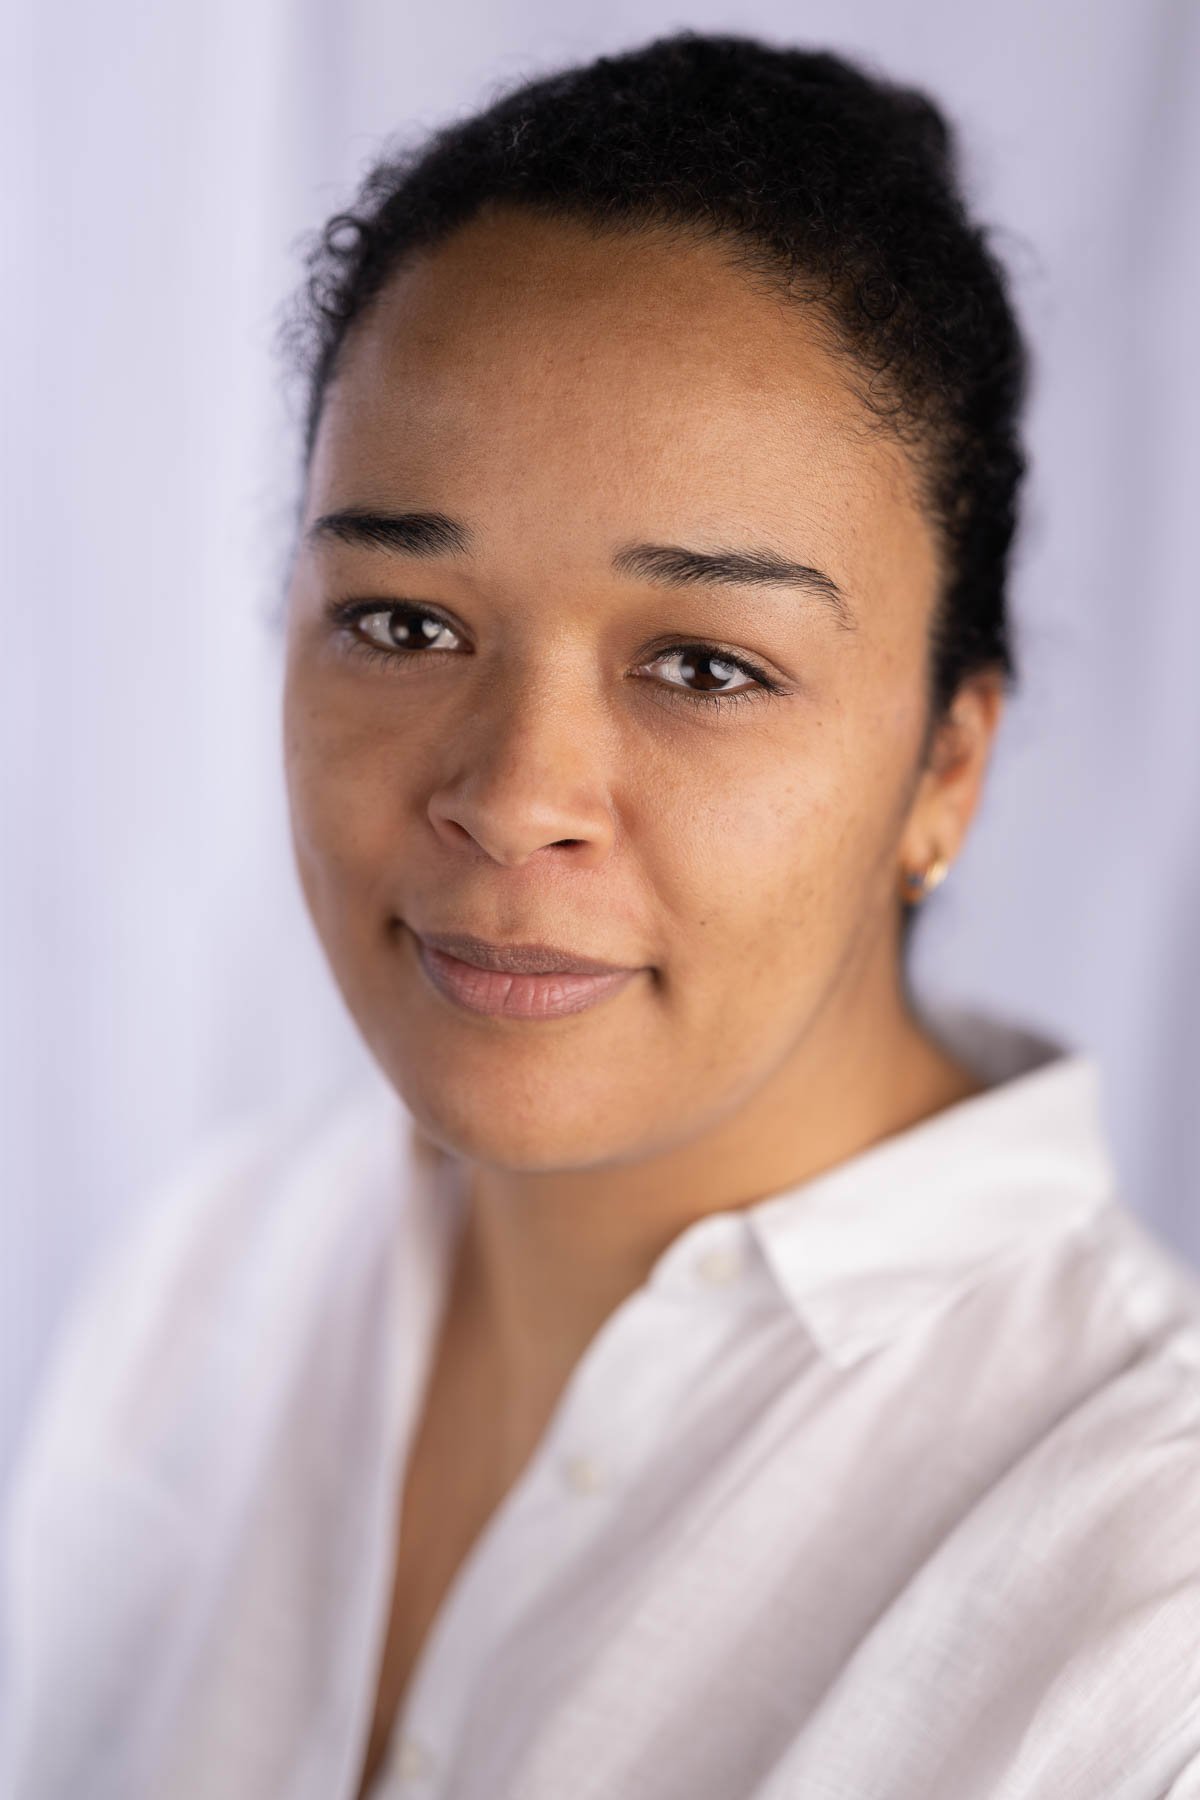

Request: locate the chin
(376, 1040), (658, 1176)
(416, 1100), (632, 1174)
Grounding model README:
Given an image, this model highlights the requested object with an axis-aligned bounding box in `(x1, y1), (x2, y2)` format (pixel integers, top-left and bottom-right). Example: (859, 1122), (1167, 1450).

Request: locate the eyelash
(323, 599), (785, 714)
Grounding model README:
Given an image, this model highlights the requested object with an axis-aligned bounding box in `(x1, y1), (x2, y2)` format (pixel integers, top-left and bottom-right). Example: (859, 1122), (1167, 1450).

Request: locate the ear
(899, 671), (1007, 878)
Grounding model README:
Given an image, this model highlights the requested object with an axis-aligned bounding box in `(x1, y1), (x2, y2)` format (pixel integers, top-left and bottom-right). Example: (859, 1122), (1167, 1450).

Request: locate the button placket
(399, 1243), (772, 1795)
(377, 1290), (646, 1793)
(553, 1229), (752, 1511)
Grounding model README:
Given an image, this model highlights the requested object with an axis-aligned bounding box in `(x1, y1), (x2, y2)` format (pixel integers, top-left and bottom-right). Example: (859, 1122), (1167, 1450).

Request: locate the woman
(5, 29), (1200, 1800)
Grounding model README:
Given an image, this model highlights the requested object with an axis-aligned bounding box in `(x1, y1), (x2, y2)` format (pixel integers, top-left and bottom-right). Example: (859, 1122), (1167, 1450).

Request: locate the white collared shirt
(4, 1003), (1200, 1799)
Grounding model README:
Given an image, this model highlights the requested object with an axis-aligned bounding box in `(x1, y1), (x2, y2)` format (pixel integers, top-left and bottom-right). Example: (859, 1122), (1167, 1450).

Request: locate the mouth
(413, 928), (637, 976)
(408, 927), (643, 1021)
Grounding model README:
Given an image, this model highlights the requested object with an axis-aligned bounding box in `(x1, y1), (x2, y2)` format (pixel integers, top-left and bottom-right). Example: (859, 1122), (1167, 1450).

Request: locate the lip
(410, 929), (642, 1021)
(414, 928), (637, 977)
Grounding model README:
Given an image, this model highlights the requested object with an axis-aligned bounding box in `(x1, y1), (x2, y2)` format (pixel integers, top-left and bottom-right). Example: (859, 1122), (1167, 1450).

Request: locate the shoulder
(5, 1074), (402, 1512)
(983, 1329), (1200, 1792)
(1080, 1195), (1200, 1435)
(962, 1206), (1200, 1747)
(1019, 1196), (1200, 1556)
(808, 1206), (1200, 1791)
(0, 1074), (413, 1788)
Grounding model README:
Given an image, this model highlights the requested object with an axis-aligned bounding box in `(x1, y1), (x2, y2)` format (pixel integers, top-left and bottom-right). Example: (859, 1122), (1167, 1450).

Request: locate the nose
(425, 666), (619, 869)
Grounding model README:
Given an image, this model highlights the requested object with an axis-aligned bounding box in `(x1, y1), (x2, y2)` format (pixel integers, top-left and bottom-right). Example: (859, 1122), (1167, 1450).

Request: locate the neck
(441, 970), (982, 1453)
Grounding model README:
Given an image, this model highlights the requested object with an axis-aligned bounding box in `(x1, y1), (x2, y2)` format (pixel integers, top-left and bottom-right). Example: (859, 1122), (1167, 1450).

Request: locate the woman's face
(283, 207), (991, 1172)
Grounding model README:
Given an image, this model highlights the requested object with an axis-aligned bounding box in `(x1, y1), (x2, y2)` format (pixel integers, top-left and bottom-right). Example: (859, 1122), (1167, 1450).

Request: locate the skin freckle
(282, 200), (1003, 1392)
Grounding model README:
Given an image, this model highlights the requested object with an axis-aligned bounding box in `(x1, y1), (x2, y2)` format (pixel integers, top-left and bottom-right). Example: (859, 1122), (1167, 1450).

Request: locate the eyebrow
(307, 507), (854, 627)
(307, 508), (471, 557)
(610, 542), (853, 626)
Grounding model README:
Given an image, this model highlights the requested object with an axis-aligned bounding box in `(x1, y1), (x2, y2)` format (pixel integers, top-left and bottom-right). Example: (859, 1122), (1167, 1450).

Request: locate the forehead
(306, 207), (935, 597)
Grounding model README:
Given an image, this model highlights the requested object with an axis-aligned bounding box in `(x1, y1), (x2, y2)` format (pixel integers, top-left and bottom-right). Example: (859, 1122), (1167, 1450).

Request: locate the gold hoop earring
(900, 852), (950, 905)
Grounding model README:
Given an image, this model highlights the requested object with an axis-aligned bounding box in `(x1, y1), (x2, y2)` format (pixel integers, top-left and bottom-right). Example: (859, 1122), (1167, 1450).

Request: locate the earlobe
(899, 674), (1004, 904)
(898, 852), (951, 905)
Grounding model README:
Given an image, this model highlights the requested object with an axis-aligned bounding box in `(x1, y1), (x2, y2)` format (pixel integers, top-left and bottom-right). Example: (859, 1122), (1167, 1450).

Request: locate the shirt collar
(742, 1002), (1120, 1370)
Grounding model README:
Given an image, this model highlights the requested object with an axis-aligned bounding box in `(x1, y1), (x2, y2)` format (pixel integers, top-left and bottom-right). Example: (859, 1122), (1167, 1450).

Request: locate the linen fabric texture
(4, 1002), (1200, 1799)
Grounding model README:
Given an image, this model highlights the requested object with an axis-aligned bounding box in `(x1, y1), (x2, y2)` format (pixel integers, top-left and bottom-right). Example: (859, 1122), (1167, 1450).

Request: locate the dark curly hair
(279, 30), (1030, 928)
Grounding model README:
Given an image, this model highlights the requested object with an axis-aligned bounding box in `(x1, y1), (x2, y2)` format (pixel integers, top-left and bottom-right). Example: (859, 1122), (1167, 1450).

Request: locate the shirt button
(693, 1244), (744, 1285)
(396, 1734), (435, 1781)
(562, 1451), (606, 1494)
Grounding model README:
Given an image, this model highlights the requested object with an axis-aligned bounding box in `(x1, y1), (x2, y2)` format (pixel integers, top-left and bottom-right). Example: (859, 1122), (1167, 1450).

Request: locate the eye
(640, 643), (781, 711)
(323, 600), (784, 715)
(327, 600), (462, 662)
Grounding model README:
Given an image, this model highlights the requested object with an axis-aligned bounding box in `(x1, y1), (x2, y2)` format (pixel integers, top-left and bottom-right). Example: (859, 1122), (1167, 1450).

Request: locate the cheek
(281, 662), (399, 906)
(649, 712), (905, 993)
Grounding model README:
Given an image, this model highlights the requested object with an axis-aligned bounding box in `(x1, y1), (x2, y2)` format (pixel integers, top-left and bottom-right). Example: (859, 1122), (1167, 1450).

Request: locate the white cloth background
(4, 0), (1199, 1512)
